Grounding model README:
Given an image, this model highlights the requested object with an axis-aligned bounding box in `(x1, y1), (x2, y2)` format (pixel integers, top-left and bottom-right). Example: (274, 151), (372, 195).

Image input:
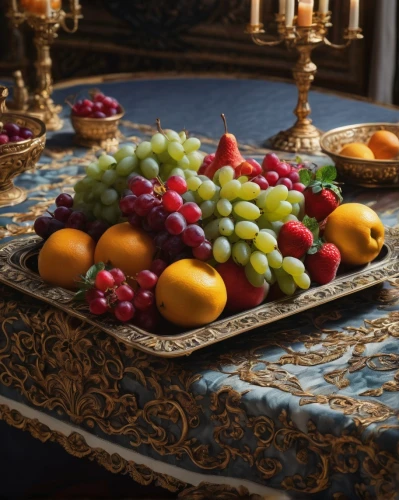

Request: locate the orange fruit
(339, 143), (375, 159)
(94, 222), (155, 279)
(367, 130), (399, 160)
(323, 203), (384, 266)
(38, 228), (95, 290)
(155, 259), (227, 328)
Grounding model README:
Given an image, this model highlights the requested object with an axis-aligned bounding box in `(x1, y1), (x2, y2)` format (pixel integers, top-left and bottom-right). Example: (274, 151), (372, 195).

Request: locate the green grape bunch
(72, 120), (205, 225)
(183, 165), (312, 297)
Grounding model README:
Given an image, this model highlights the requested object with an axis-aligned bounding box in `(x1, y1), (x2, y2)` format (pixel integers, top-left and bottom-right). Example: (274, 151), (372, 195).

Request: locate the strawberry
(305, 242), (341, 285)
(300, 165), (343, 222)
(278, 220), (314, 258)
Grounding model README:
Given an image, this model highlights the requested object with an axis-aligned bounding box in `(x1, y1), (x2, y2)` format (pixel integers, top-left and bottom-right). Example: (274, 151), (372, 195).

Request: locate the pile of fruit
(70, 92), (123, 119)
(340, 130), (399, 160)
(0, 122), (35, 144)
(34, 115), (385, 332)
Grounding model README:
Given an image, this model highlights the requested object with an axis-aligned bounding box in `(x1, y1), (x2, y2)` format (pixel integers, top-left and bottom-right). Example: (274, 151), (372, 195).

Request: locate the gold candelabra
(7, 0), (82, 131)
(246, 13), (363, 153)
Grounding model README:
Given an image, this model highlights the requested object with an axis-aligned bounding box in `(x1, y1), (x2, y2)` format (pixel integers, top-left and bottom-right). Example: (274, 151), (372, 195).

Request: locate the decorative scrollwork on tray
(0, 229), (398, 357)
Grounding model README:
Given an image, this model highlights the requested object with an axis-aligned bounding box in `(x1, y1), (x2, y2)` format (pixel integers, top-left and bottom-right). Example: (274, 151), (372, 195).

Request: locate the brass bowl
(71, 106), (125, 150)
(0, 113), (46, 207)
(320, 123), (399, 188)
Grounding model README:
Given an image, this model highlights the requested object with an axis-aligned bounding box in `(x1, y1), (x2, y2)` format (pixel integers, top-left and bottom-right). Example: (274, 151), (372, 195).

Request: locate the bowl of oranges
(320, 123), (399, 188)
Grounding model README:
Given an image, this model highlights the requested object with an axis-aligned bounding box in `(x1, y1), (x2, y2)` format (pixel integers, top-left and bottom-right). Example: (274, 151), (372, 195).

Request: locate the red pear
(203, 114), (245, 179)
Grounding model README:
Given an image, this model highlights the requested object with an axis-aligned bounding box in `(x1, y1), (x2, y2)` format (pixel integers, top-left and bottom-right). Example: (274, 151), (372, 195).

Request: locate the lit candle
(285, 0), (295, 26)
(297, 0), (314, 26)
(318, 0), (329, 14)
(250, 0), (260, 25)
(349, 0), (359, 29)
(279, 0), (286, 14)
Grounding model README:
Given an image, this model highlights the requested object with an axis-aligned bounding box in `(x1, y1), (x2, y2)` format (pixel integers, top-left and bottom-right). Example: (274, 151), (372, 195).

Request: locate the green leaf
(73, 289), (87, 302)
(86, 262), (105, 282)
(307, 238), (324, 255)
(316, 165), (337, 183)
(328, 184), (343, 202)
(302, 216), (320, 240)
(299, 168), (312, 187)
(312, 185), (323, 194)
(302, 216), (319, 233)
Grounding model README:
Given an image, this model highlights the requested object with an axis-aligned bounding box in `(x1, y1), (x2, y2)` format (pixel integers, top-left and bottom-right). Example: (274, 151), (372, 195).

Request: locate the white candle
(46, 0), (52, 17)
(349, 0), (359, 29)
(279, 0), (286, 14)
(250, 0), (260, 25)
(297, 0), (314, 26)
(318, 0), (329, 14)
(285, 0), (295, 26)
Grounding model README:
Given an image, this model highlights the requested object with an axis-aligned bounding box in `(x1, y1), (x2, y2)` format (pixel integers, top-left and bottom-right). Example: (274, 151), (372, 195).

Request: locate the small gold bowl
(71, 106), (125, 150)
(320, 123), (399, 188)
(0, 113), (46, 207)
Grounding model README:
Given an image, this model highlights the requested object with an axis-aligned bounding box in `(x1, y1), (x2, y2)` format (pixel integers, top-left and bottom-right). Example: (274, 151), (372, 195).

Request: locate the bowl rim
(70, 105), (125, 123)
(1, 112), (47, 143)
(320, 122), (399, 164)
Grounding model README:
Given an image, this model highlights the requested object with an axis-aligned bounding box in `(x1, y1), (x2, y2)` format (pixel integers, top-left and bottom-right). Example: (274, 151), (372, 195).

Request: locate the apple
(216, 259), (269, 312)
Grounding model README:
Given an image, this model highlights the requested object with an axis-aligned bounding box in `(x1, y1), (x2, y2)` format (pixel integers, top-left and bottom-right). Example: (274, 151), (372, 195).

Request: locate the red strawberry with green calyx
(300, 165), (343, 222)
(278, 216), (318, 258)
(305, 241), (341, 285)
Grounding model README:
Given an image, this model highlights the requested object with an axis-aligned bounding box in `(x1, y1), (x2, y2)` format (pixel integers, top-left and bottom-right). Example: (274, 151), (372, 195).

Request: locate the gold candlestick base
(270, 123), (322, 153)
(29, 95), (63, 131)
(247, 13), (363, 153)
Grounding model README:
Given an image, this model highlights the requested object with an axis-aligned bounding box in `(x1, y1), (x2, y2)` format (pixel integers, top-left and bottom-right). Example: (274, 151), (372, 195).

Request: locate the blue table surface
(1, 76), (399, 499)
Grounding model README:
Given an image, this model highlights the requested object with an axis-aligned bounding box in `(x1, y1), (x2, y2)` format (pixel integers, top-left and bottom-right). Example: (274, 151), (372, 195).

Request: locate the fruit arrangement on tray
(32, 115), (385, 333)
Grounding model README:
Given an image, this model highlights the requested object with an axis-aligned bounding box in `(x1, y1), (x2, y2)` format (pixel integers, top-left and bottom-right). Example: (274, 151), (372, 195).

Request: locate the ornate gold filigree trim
(0, 403), (185, 493)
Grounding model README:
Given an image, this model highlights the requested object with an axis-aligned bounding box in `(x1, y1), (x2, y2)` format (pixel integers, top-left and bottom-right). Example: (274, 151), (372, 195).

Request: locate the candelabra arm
(323, 38), (351, 50)
(251, 34), (284, 47)
(324, 28), (363, 50)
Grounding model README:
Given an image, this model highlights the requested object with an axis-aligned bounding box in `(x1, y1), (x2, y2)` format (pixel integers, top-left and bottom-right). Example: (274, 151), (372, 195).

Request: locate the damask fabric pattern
(0, 78), (399, 499)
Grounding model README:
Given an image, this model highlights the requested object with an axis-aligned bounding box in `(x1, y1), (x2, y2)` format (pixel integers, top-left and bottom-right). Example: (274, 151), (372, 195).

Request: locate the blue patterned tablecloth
(0, 77), (398, 500)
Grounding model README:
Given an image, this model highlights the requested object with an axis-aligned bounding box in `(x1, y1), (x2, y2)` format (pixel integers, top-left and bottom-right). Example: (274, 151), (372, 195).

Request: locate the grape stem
(221, 113), (228, 134)
(156, 118), (168, 139)
(46, 210), (54, 217)
(64, 93), (78, 109)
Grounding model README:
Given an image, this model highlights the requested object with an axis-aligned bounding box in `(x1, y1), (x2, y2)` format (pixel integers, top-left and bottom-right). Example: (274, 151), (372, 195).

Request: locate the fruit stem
(156, 118), (167, 138)
(221, 113), (228, 134)
(46, 209), (54, 217)
(64, 93), (77, 109)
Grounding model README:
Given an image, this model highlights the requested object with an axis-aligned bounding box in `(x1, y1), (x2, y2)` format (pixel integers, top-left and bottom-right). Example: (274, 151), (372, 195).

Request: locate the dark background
(0, 0), (397, 103)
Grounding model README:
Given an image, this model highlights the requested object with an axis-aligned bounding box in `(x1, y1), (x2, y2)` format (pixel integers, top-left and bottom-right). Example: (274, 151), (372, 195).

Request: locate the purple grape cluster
(34, 193), (109, 242)
(120, 175), (212, 265)
(0, 122), (34, 145)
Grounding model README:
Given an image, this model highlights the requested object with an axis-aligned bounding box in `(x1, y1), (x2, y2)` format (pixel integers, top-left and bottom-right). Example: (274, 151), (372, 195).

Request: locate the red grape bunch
(120, 174), (213, 264)
(85, 266), (160, 331)
(0, 122), (34, 144)
(34, 193), (109, 242)
(262, 153), (306, 192)
(70, 92), (122, 119)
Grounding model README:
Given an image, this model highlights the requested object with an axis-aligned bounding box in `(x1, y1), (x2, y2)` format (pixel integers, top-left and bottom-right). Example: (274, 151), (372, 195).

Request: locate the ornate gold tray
(1, 231), (399, 358)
